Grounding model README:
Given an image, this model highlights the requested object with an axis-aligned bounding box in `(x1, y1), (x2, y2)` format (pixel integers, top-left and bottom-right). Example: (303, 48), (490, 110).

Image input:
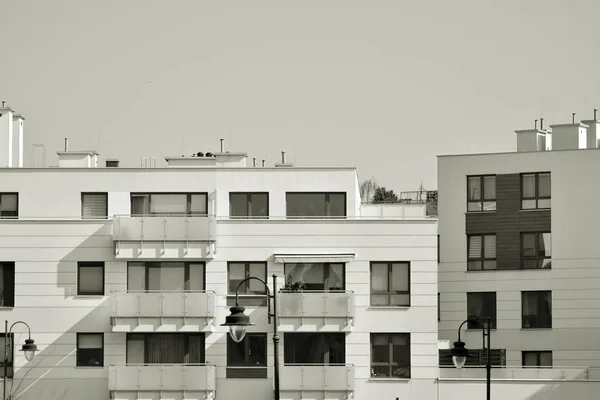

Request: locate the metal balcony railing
(280, 364), (355, 392)
(110, 290), (216, 319)
(278, 290), (354, 320)
(112, 214), (216, 242)
(108, 364), (217, 392)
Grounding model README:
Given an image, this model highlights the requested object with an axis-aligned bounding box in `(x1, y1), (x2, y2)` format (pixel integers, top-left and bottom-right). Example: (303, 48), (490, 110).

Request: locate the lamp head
(450, 340), (471, 369)
(20, 339), (38, 362)
(221, 306), (255, 343)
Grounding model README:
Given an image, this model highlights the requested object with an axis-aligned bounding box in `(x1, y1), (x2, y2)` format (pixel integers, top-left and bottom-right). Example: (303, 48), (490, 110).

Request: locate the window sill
(368, 378), (411, 382)
(74, 294), (105, 298)
(521, 328), (552, 331)
(75, 365), (104, 368)
(367, 306), (410, 310)
(465, 211), (496, 214)
(467, 268), (551, 272)
(0, 306), (14, 310)
(519, 208), (551, 212)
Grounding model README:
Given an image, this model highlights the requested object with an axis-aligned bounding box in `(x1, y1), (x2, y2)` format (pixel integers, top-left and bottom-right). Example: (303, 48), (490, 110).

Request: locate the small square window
(0, 193), (18, 219)
(467, 176), (496, 212)
(370, 262), (410, 306)
(467, 234), (497, 271)
(81, 193), (108, 219)
(370, 333), (411, 378)
(521, 172), (551, 209)
(77, 333), (104, 367)
(522, 351), (552, 367)
(77, 262), (105, 296)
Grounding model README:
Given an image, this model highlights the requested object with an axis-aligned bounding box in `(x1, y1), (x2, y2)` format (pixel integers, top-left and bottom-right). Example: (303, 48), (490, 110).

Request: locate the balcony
(110, 291), (216, 332)
(278, 291), (354, 332)
(280, 364), (355, 395)
(112, 215), (217, 259)
(108, 364), (216, 399)
(439, 366), (600, 380)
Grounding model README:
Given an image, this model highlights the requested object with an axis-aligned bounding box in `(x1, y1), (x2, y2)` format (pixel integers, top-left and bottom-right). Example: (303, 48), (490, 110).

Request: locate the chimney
(550, 119), (587, 150)
(581, 107), (600, 149)
(106, 158), (119, 168)
(253, 157), (257, 167)
(12, 113), (24, 168)
(515, 121), (548, 152)
(262, 159), (266, 167)
(275, 150), (293, 168)
(0, 104), (14, 167)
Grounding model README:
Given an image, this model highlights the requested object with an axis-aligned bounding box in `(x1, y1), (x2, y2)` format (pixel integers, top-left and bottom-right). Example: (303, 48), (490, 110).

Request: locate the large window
(227, 262), (267, 306)
(522, 351), (552, 367)
(521, 172), (551, 209)
(227, 333), (267, 378)
(370, 262), (410, 306)
(467, 234), (496, 271)
(130, 193), (208, 216)
(0, 334), (14, 377)
(0, 262), (15, 307)
(0, 193), (18, 219)
(522, 291), (552, 329)
(286, 192), (346, 218)
(76, 333), (104, 367)
(370, 333), (410, 379)
(126, 333), (204, 364)
(284, 263), (344, 291)
(467, 176), (496, 212)
(284, 333), (345, 364)
(77, 262), (105, 296)
(467, 292), (497, 329)
(81, 192), (108, 219)
(230, 193), (268, 218)
(127, 262), (205, 291)
(521, 233), (551, 269)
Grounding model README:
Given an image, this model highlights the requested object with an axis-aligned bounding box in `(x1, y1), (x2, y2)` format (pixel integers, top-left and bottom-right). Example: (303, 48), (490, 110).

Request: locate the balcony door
(126, 333), (204, 364)
(284, 263), (345, 291)
(131, 193), (208, 216)
(284, 333), (345, 365)
(127, 262), (205, 291)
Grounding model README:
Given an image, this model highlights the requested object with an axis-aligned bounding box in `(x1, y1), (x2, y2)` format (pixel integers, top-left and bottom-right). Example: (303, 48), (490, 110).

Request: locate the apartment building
(0, 121), (438, 399)
(438, 112), (600, 369)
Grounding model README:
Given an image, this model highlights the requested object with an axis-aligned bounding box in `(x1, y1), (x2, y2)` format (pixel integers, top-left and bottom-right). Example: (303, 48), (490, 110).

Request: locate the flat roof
(437, 147), (600, 158)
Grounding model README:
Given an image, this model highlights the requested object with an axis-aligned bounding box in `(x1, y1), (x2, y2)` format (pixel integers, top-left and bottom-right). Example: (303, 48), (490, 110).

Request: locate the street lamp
(3, 320), (38, 400)
(450, 317), (491, 400)
(222, 274), (279, 400)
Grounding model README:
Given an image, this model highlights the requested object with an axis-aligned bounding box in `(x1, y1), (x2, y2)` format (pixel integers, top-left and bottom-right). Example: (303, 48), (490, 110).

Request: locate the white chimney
(12, 114), (24, 167)
(581, 108), (599, 149)
(515, 128), (548, 152)
(549, 122), (587, 150)
(57, 138), (99, 168)
(0, 104), (14, 167)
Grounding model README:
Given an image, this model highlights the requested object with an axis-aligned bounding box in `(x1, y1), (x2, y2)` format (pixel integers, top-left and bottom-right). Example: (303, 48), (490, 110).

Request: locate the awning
(273, 253), (356, 263)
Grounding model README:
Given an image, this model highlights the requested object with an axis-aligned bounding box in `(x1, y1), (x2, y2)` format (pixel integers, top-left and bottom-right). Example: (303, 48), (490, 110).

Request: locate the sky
(1, 0), (600, 191)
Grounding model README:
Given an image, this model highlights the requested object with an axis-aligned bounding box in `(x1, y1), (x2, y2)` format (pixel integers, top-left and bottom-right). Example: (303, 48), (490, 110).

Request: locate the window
(467, 176), (496, 212)
(467, 234), (496, 271)
(284, 263), (344, 291)
(230, 193), (268, 218)
(0, 193), (18, 218)
(522, 351), (552, 367)
(370, 333), (410, 378)
(127, 262), (205, 291)
(284, 333), (345, 365)
(227, 333), (267, 378)
(126, 333), (204, 364)
(521, 233), (551, 269)
(76, 333), (104, 367)
(286, 192), (346, 218)
(467, 292), (497, 329)
(0, 333), (14, 377)
(521, 172), (551, 209)
(81, 193), (108, 219)
(77, 262), (105, 296)
(522, 291), (552, 329)
(0, 262), (15, 307)
(227, 262), (267, 306)
(370, 262), (410, 306)
(130, 193), (208, 216)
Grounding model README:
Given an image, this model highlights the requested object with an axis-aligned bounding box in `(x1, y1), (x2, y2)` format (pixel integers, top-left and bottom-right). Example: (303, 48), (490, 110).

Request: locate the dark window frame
(130, 192), (209, 216)
(522, 351), (553, 367)
(226, 332), (268, 378)
(520, 172), (551, 210)
(467, 234), (497, 271)
(283, 262), (346, 291)
(229, 192), (269, 218)
(466, 175), (496, 212)
(522, 291), (552, 329)
(466, 292), (497, 329)
(77, 262), (105, 296)
(76, 333), (104, 367)
(0, 193), (18, 219)
(0, 333), (14, 377)
(227, 262), (267, 295)
(370, 333), (411, 379)
(285, 192), (347, 219)
(126, 261), (206, 291)
(125, 333), (205, 364)
(283, 333), (346, 365)
(521, 232), (551, 269)
(80, 192), (108, 219)
(369, 261), (411, 307)
(0, 262), (15, 307)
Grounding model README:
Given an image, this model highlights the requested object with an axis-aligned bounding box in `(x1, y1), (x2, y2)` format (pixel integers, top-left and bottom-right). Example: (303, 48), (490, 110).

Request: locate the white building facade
(0, 147), (438, 400)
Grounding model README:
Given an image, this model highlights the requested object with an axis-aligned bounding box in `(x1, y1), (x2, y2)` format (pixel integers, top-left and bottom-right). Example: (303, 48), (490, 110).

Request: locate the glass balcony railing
(112, 214), (216, 242)
(108, 364), (216, 392)
(110, 290), (216, 319)
(280, 364), (355, 392)
(278, 290), (354, 320)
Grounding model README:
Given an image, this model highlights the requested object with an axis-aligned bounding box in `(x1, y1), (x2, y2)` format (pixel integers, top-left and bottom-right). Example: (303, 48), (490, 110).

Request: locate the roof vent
(205, 152), (215, 157)
(275, 151), (293, 168)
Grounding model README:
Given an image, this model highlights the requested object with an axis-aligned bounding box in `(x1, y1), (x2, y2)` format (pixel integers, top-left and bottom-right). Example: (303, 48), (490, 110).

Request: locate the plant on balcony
(392, 366), (411, 378)
(280, 280), (305, 293)
(370, 368), (388, 378)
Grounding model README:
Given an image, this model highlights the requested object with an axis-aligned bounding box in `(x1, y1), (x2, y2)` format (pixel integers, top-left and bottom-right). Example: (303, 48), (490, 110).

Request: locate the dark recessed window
(229, 193), (268, 218)
(76, 333), (104, 367)
(467, 176), (496, 212)
(370, 333), (411, 378)
(226, 333), (267, 378)
(81, 192), (108, 219)
(467, 292), (497, 329)
(284, 263), (345, 291)
(521, 172), (551, 209)
(126, 333), (204, 364)
(130, 193), (208, 216)
(286, 192), (346, 218)
(127, 262), (205, 291)
(522, 351), (552, 367)
(370, 262), (410, 306)
(0, 333), (14, 377)
(522, 291), (552, 329)
(467, 234), (496, 271)
(0, 193), (18, 219)
(0, 262), (15, 307)
(284, 333), (345, 365)
(77, 262), (105, 296)
(521, 232), (551, 269)
(227, 262), (267, 307)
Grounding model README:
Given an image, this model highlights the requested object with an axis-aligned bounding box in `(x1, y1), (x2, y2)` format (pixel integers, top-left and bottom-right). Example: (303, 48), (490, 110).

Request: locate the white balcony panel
(278, 292), (354, 332)
(113, 215), (216, 242)
(108, 364), (216, 393)
(280, 365), (355, 392)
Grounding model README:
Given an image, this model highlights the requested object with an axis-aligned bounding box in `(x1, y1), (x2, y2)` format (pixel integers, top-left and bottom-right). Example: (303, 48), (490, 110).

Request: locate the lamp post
(450, 317), (491, 400)
(221, 274), (279, 400)
(3, 320), (38, 400)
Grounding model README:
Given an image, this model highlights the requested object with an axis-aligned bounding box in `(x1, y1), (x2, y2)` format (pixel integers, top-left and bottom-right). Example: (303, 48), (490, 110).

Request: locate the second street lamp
(3, 320), (38, 400)
(221, 274), (280, 400)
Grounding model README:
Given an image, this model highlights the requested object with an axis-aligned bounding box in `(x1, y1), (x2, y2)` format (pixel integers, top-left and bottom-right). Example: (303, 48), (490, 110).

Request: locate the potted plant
(281, 280), (305, 293)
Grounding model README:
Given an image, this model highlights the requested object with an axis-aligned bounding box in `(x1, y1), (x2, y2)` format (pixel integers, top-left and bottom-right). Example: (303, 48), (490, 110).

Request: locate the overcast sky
(1, 0), (599, 190)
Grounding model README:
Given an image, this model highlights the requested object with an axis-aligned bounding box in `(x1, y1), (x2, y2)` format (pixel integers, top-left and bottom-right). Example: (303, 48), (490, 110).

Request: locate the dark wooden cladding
(466, 174), (551, 270)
